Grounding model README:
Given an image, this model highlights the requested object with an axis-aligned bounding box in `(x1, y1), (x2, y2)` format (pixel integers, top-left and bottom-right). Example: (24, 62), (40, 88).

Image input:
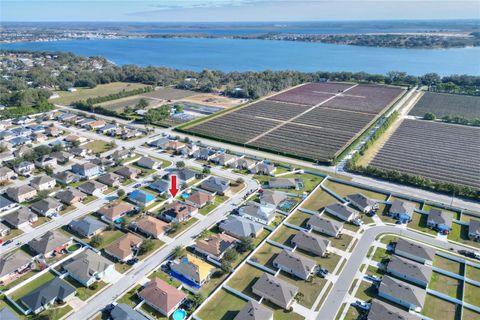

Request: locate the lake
(2, 38), (480, 75)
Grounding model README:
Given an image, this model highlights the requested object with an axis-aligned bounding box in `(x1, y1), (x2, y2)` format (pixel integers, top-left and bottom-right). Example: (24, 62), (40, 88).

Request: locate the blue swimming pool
(114, 218), (124, 224)
(172, 309), (187, 320)
(169, 270), (201, 289)
(181, 192), (190, 199)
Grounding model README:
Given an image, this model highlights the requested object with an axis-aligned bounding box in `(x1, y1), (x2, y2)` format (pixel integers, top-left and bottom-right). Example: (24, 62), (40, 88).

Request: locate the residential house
(31, 197), (63, 217)
(306, 215), (343, 238)
(30, 175), (56, 191)
(104, 233), (143, 262)
(58, 113), (76, 122)
(468, 219), (480, 242)
(131, 216), (169, 239)
(11, 127), (32, 137)
(0, 250), (32, 284)
(211, 153), (237, 166)
(291, 231), (331, 257)
(50, 151), (74, 164)
(111, 149), (131, 163)
(28, 230), (71, 257)
(70, 147), (90, 157)
(387, 255), (432, 288)
(164, 141), (186, 153)
(32, 133), (47, 143)
(45, 127), (61, 137)
(388, 200), (416, 223)
(267, 178), (298, 189)
(78, 118), (95, 127)
(136, 156), (160, 170)
(115, 166), (141, 180)
(0, 196), (16, 213)
(87, 120), (106, 130)
(98, 123), (117, 134)
(55, 188), (87, 205)
(219, 216), (263, 239)
(13, 146), (33, 159)
(2, 208), (38, 229)
(13, 161), (35, 176)
(272, 249), (317, 280)
(0, 167), (16, 182)
(260, 190), (288, 208)
(98, 201), (136, 223)
(378, 275), (426, 311)
(201, 176), (231, 196)
(192, 148), (216, 161)
(137, 279), (186, 317)
(110, 304), (146, 320)
(148, 180), (169, 196)
(252, 273), (298, 310)
(90, 158), (115, 170)
(97, 172), (123, 187)
(170, 254), (215, 286)
(346, 193), (379, 213)
(0, 222), (10, 237)
(234, 158), (257, 170)
(68, 216), (107, 238)
(148, 138), (170, 149)
(195, 233), (237, 260)
(394, 239), (436, 265)
(63, 249), (115, 287)
(324, 203), (358, 222)
(160, 201), (198, 223)
(71, 163), (100, 178)
(184, 190), (214, 208)
(53, 171), (80, 185)
(78, 180), (107, 195)
(128, 190), (155, 207)
(238, 202), (276, 225)
(250, 162), (276, 176)
(367, 299), (419, 320)
(166, 169), (197, 185)
(9, 136), (31, 147)
(234, 301), (273, 320)
(6, 185), (37, 203)
(426, 209), (453, 234)
(20, 278), (76, 314)
(0, 130), (14, 141)
(34, 155), (57, 169)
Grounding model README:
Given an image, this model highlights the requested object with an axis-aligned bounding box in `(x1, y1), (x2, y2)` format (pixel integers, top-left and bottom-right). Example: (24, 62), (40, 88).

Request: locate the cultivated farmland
(409, 92), (480, 119)
(184, 82), (404, 162)
(369, 119), (480, 188)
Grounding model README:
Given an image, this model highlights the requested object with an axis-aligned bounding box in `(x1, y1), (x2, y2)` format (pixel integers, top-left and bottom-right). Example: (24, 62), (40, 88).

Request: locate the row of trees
(423, 112), (480, 126)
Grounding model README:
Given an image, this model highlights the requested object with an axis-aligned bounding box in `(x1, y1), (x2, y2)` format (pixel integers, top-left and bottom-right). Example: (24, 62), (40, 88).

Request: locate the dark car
(3, 240), (13, 246)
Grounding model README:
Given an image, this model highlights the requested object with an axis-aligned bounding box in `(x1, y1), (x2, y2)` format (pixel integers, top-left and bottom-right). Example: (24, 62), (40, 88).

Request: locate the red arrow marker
(168, 175), (179, 197)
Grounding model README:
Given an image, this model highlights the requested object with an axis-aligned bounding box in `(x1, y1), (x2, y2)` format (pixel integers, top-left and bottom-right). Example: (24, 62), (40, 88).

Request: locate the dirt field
(181, 93), (244, 108)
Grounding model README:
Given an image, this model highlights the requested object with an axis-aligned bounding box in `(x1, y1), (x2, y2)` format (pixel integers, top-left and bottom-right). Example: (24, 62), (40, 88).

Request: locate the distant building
(468, 219), (480, 242)
(388, 200), (415, 222)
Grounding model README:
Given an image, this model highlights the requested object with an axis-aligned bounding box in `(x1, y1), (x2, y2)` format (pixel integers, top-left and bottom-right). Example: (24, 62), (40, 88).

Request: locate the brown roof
(187, 190), (214, 206)
(163, 201), (196, 220)
(105, 233), (143, 260)
(196, 233), (237, 257)
(135, 216), (169, 237)
(88, 120), (106, 128)
(98, 201), (135, 220)
(138, 278), (186, 314)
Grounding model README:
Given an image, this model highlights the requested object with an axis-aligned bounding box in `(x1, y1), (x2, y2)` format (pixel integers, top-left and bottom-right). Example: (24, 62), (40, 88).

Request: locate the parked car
(353, 218), (364, 226)
(366, 274), (381, 282)
(134, 183), (141, 188)
(317, 267), (329, 277)
(352, 300), (370, 311)
(3, 240), (13, 246)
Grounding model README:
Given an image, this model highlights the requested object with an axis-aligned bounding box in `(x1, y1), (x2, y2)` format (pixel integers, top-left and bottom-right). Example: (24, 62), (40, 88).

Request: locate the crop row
(236, 100), (310, 121)
(409, 92), (480, 119)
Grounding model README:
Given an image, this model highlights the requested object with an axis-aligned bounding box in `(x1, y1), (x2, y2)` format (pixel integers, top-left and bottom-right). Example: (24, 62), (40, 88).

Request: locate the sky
(1, 0), (479, 22)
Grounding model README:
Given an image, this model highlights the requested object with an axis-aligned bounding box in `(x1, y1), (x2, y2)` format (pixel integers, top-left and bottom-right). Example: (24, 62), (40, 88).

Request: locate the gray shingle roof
(378, 275), (426, 309)
(387, 255), (432, 284)
(28, 230), (70, 255)
(201, 176), (230, 193)
(0, 250), (32, 278)
(291, 231), (331, 256)
(346, 193), (377, 209)
(307, 215), (343, 235)
(31, 197), (62, 213)
(69, 216), (107, 237)
(110, 304), (147, 320)
(0, 307), (20, 320)
(219, 216), (263, 239)
(260, 190), (288, 207)
(252, 273), (298, 307)
(389, 200), (416, 216)
(273, 249), (317, 279)
(427, 209), (453, 227)
(63, 249), (113, 283)
(2, 207), (37, 228)
(20, 278), (76, 312)
(325, 203), (357, 220)
(367, 300), (418, 320)
(234, 300), (273, 320)
(394, 239), (436, 262)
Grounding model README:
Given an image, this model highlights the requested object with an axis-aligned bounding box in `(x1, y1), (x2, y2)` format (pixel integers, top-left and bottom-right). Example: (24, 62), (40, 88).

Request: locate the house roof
(234, 300), (273, 320)
(30, 175), (55, 187)
(31, 197), (62, 213)
(138, 278), (186, 314)
(0, 195), (14, 209)
(167, 169), (196, 183)
(268, 178), (296, 188)
(427, 209), (453, 227)
(378, 275), (426, 308)
(251, 163), (275, 174)
(97, 172), (123, 185)
(72, 162), (98, 172)
(163, 201), (196, 220)
(136, 156), (159, 168)
(0, 307), (19, 320)
(273, 249), (317, 279)
(6, 185), (36, 199)
(63, 249), (114, 283)
(187, 190), (214, 206)
(148, 138), (169, 147)
(172, 254), (214, 283)
(69, 216), (107, 237)
(201, 176), (230, 193)
(219, 216), (263, 239)
(239, 202), (276, 222)
(307, 215), (343, 234)
(252, 273), (298, 307)
(395, 239), (436, 262)
(2, 208), (37, 228)
(20, 278), (76, 312)
(260, 190), (288, 207)
(110, 304), (146, 320)
(390, 200), (416, 216)
(98, 201), (135, 220)
(387, 255), (432, 284)
(53, 171), (80, 183)
(367, 299), (418, 320)
(79, 180), (106, 194)
(0, 167), (14, 176)
(346, 193), (377, 209)
(325, 203), (357, 220)
(115, 166), (141, 178)
(195, 233), (237, 257)
(469, 219), (480, 235)
(55, 188), (86, 204)
(28, 230), (70, 255)
(105, 233), (143, 260)
(134, 216), (168, 237)
(0, 250), (32, 278)
(149, 180), (169, 193)
(291, 231), (331, 256)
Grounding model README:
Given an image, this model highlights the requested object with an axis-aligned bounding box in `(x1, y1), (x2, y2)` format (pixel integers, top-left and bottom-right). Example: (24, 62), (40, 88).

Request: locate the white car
(352, 300), (370, 310)
(353, 218), (364, 226)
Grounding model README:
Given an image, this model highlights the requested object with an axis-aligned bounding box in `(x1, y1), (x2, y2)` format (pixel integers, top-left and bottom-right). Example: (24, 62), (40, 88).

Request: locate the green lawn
(287, 210), (311, 228)
(270, 225), (298, 246)
(296, 249), (342, 273)
(378, 234), (400, 245)
(433, 256), (463, 274)
(199, 269), (229, 297)
(371, 247), (391, 264)
(422, 294), (461, 320)
(9, 271), (56, 301)
(227, 264), (264, 297)
(354, 281), (377, 302)
(448, 223), (479, 249)
(168, 217), (199, 238)
(140, 303), (167, 319)
(466, 265), (480, 282)
(323, 181), (388, 202)
(463, 307), (480, 320)
(83, 195), (98, 204)
(278, 271), (327, 308)
(423, 204), (460, 220)
(199, 196), (227, 215)
(64, 277), (107, 301)
(330, 233), (354, 251)
(301, 188), (338, 212)
(344, 306), (362, 320)
(197, 288), (246, 320)
(116, 285), (142, 307)
(0, 268), (40, 291)
(464, 283), (480, 307)
(2, 228), (24, 241)
(409, 212), (437, 236)
(148, 270), (181, 288)
(137, 239), (165, 260)
(89, 230), (125, 249)
(263, 300), (305, 320)
(251, 243), (283, 269)
(428, 272), (462, 299)
(83, 140), (113, 154)
(366, 265), (386, 279)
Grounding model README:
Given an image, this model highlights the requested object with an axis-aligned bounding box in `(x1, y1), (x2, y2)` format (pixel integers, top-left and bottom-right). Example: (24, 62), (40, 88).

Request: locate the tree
(170, 221), (181, 233)
(117, 189), (126, 198)
(222, 248), (238, 262)
(44, 166), (53, 175)
(172, 245), (186, 258)
(235, 177), (244, 185)
(36, 190), (49, 201)
(423, 112), (436, 120)
(176, 161), (185, 168)
(202, 167), (211, 174)
(191, 293), (205, 308)
(220, 260), (233, 273)
(136, 98), (149, 109)
(175, 104), (184, 113)
(90, 235), (104, 248)
(237, 236), (255, 253)
(72, 140), (81, 147)
(139, 239), (155, 255)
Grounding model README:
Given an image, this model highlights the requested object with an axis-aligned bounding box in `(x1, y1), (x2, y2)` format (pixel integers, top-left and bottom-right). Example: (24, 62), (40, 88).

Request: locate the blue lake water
(2, 38), (480, 75)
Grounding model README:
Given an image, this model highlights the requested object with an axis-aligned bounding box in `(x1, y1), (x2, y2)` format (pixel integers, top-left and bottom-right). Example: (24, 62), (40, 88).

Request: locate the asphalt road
(316, 225), (470, 320)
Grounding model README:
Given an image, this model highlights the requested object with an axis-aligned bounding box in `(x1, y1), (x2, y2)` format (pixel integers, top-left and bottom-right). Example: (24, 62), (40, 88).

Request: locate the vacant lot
(51, 82), (148, 105)
(302, 188), (338, 211)
(185, 82), (403, 163)
(370, 119), (480, 188)
(429, 272), (463, 299)
(270, 225), (298, 246)
(251, 243), (283, 269)
(422, 294), (461, 320)
(227, 264), (264, 297)
(182, 93), (244, 108)
(197, 288), (246, 320)
(433, 256), (463, 274)
(323, 180), (388, 201)
(409, 91), (480, 119)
